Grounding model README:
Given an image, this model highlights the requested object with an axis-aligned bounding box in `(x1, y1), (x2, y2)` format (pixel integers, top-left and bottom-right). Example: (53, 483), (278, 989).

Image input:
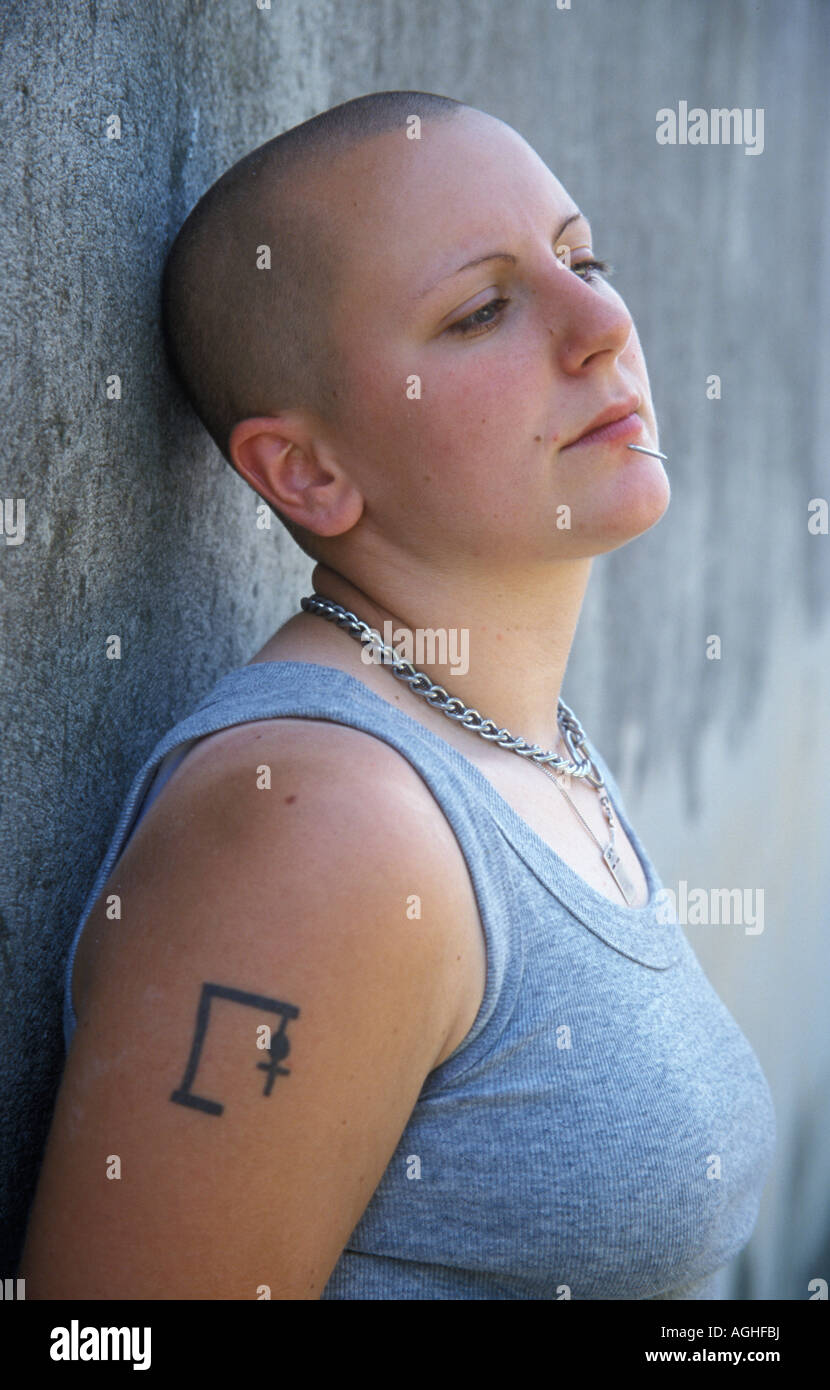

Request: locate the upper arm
(19, 720), (478, 1299)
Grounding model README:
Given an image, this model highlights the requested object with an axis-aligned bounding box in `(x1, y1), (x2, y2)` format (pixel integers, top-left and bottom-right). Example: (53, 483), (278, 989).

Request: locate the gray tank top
(62, 660), (776, 1300)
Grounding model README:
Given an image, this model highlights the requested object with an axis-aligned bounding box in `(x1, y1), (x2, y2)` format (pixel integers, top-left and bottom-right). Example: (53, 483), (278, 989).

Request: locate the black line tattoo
(170, 983), (300, 1117)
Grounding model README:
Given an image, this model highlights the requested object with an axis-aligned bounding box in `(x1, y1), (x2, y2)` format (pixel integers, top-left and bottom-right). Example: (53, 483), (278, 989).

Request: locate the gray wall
(2, 0), (828, 1297)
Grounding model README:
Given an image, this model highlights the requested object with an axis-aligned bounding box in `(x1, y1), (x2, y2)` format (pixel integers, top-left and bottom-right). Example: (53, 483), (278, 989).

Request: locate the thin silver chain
(539, 752), (619, 857)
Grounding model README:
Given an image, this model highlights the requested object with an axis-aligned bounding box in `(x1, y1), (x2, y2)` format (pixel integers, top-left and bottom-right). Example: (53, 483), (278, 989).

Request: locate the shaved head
(161, 90), (467, 553)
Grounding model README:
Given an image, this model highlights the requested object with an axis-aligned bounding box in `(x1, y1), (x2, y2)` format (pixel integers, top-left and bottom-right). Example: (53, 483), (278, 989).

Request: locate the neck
(308, 554), (593, 752)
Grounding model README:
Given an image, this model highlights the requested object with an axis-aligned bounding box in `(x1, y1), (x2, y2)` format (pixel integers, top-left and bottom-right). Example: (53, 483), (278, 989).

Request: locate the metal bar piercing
(627, 444), (669, 461)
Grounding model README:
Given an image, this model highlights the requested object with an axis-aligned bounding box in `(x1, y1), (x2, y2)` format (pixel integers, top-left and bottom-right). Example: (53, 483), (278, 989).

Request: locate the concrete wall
(2, 0), (827, 1297)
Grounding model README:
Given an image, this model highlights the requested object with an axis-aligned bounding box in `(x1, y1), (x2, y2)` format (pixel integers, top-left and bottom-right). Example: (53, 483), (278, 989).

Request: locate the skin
(229, 107), (669, 764)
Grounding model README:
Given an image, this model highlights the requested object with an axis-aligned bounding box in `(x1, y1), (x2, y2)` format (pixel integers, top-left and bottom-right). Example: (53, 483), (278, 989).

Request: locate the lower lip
(563, 412), (644, 449)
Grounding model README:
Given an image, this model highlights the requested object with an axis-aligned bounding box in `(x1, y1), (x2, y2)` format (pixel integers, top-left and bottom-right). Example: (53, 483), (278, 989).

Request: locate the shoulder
(74, 715), (482, 1065)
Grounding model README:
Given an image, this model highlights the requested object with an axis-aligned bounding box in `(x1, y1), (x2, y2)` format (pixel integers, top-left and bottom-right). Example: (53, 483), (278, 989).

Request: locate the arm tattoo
(170, 983), (300, 1117)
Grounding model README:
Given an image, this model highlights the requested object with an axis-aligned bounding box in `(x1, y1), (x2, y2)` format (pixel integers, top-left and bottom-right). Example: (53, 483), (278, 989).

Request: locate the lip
(563, 399), (643, 449)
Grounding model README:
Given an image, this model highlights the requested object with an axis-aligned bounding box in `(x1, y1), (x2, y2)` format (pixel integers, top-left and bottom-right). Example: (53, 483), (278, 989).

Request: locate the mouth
(562, 398), (643, 449)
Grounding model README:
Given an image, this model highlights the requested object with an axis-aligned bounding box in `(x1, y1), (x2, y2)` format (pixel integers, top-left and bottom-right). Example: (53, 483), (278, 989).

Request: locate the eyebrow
(413, 210), (588, 302)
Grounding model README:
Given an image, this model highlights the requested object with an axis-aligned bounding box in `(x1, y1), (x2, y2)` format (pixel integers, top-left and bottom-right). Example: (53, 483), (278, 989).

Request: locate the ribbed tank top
(62, 660), (776, 1300)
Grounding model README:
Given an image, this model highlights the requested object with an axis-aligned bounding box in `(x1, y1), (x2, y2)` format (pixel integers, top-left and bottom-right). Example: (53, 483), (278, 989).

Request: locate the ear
(229, 416), (364, 538)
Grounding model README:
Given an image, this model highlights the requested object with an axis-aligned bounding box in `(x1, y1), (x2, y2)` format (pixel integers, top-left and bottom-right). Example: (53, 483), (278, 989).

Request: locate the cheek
(341, 334), (550, 533)
(365, 343), (532, 433)
(414, 342), (545, 461)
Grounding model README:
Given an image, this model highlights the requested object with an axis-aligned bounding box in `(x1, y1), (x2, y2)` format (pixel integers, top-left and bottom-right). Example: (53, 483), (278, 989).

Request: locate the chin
(565, 463), (671, 556)
(605, 462), (671, 543)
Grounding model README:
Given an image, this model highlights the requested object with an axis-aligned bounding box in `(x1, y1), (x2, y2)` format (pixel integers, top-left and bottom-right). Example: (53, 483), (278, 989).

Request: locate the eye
(447, 297), (510, 337)
(571, 257), (615, 284)
(446, 257), (616, 339)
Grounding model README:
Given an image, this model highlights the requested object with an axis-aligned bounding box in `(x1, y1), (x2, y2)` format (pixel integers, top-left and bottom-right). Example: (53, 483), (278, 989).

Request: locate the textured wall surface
(1, 0), (828, 1297)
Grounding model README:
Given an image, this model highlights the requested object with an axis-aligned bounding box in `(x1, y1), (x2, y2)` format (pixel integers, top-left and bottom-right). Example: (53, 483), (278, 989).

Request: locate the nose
(542, 254), (635, 373)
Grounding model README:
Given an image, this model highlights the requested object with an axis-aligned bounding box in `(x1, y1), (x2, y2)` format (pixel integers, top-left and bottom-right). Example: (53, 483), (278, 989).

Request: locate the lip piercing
(627, 444), (669, 461)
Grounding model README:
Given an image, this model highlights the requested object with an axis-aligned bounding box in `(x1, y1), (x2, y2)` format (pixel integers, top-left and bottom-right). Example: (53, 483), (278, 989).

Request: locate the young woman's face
(319, 108), (670, 572)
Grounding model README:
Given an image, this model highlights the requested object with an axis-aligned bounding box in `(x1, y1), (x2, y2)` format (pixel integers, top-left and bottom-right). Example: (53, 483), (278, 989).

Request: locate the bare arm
(18, 720), (478, 1299)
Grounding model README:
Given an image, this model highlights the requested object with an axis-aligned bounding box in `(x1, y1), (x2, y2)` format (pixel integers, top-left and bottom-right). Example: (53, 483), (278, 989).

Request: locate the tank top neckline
(204, 659), (678, 968)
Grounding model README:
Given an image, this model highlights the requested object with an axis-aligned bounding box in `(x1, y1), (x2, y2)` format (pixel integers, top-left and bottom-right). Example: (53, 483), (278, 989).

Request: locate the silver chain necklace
(300, 592), (638, 905)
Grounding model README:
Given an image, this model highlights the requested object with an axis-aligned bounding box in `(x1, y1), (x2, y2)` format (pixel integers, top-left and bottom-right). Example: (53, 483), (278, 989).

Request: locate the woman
(19, 91), (775, 1299)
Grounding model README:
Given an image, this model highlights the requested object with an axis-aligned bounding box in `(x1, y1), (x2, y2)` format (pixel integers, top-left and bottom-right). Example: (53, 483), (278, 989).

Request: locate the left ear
(228, 415), (364, 538)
